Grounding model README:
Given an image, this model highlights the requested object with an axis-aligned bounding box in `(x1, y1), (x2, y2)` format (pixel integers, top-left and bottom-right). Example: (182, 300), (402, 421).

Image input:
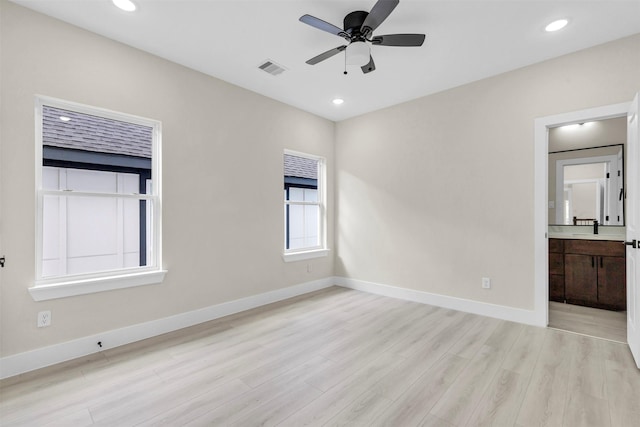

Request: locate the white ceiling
(12, 0), (640, 121)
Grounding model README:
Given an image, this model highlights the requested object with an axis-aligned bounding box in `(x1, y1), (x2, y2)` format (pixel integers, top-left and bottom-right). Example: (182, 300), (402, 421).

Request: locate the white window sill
(29, 269), (167, 301)
(282, 249), (330, 263)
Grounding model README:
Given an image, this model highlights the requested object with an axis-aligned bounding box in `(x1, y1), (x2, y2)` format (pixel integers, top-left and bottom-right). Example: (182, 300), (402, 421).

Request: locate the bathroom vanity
(549, 236), (626, 310)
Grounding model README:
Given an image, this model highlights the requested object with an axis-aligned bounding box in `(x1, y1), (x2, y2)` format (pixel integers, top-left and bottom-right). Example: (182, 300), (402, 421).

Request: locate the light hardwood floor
(1, 287), (639, 426)
(548, 301), (627, 343)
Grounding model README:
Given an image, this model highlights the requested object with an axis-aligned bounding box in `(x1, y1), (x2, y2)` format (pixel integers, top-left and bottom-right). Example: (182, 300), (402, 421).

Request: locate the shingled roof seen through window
(43, 105), (152, 159)
(284, 154), (317, 180)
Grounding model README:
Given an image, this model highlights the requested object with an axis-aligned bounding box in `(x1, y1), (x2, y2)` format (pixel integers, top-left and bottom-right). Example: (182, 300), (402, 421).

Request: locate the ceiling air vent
(258, 60), (287, 76)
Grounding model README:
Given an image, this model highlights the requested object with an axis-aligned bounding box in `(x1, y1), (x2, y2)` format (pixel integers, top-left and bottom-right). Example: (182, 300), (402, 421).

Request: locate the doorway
(547, 118), (627, 342)
(533, 101), (631, 334)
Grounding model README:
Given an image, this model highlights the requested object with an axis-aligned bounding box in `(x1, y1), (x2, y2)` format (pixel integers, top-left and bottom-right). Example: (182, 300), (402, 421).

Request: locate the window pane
(42, 167), (60, 191)
(144, 197), (154, 266)
(288, 204), (305, 250)
(284, 154), (318, 180)
(42, 105), (152, 194)
(42, 194), (152, 278)
(43, 105), (152, 162)
(44, 167), (142, 194)
(304, 188), (318, 202)
(288, 187), (305, 202)
(42, 194), (61, 277)
(67, 169), (118, 192)
(284, 152), (323, 251)
(286, 203), (320, 250)
(39, 103), (156, 280)
(304, 204), (320, 247)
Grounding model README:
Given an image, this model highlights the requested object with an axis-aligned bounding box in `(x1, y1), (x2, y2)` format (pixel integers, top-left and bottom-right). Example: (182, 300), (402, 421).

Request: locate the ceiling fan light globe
(346, 41), (370, 66)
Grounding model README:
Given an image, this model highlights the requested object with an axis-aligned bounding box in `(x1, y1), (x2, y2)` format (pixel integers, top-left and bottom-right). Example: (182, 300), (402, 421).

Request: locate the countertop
(548, 233), (625, 242)
(547, 225), (625, 241)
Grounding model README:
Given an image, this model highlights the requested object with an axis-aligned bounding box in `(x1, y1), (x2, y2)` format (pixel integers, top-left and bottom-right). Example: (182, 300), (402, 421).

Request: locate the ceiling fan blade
(361, 0), (399, 35)
(372, 34), (426, 47)
(306, 46), (347, 65)
(361, 56), (376, 74)
(300, 15), (347, 38)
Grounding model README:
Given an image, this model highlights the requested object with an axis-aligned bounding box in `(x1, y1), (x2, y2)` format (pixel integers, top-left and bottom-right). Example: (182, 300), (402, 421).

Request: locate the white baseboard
(334, 277), (543, 327)
(0, 278), (334, 380)
(2, 276), (544, 379)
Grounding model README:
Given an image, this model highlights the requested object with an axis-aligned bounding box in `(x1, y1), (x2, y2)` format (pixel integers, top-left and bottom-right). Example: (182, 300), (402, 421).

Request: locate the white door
(626, 93), (640, 369)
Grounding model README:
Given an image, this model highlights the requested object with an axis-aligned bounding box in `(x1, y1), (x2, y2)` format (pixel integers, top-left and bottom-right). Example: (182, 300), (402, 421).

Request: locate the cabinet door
(549, 252), (564, 275)
(549, 274), (565, 302)
(565, 254), (598, 305)
(598, 256), (626, 310)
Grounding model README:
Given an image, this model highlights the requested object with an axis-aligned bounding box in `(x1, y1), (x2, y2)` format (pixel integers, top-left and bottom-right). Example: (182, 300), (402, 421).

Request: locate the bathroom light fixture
(332, 98), (344, 105)
(112, 0), (136, 12)
(560, 121), (593, 130)
(545, 19), (568, 32)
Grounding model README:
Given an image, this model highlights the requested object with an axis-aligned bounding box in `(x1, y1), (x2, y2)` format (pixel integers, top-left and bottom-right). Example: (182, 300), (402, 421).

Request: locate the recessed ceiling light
(112, 0), (136, 12)
(59, 116), (71, 122)
(332, 98), (344, 105)
(545, 19), (568, 32)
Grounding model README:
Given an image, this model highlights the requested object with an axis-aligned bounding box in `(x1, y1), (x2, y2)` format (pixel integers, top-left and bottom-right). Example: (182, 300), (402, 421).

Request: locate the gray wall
(0, 1), (334, 357)
(334, 33), (640, 310)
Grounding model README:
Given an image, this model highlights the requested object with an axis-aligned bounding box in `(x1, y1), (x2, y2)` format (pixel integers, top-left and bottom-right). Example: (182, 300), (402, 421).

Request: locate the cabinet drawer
(564, 240), (624, 257)
(549, 238), (564, 253)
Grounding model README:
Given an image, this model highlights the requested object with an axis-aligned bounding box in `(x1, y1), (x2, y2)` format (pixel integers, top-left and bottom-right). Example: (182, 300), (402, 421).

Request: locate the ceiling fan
(299, 0), (425, 74)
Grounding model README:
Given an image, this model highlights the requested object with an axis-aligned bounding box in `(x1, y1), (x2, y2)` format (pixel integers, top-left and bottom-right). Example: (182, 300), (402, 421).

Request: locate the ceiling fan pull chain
(344, 51), (348, 75)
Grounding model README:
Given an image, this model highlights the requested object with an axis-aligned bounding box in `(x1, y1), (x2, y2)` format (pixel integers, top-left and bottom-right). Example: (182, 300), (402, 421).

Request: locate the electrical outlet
(37, 310), (51, 327)
(482, 277), (491, 289)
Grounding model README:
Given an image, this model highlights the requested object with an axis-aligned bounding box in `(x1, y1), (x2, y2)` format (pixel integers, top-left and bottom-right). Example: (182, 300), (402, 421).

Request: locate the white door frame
(533, 102), (630, 327)
(626, 94), (639, 368)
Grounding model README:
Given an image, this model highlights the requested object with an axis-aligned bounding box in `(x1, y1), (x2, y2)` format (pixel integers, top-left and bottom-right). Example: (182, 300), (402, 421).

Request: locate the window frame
(282, 149), (329, 262)
(30, 96), (166, 301)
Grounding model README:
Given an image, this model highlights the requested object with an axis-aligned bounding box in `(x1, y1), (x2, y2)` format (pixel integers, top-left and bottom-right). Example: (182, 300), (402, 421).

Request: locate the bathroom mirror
(548, 117), (626, 226)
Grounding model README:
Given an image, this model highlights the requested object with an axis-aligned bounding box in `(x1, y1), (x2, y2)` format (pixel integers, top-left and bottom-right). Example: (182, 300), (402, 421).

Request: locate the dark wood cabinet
(597, 256), (626, 309)
(565, 254), (598, 305)
(548, 239), (565, 302)
(549, 238), (626, 310)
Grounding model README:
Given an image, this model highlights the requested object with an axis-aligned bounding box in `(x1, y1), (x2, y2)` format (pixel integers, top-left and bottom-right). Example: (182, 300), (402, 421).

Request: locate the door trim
(534, 102), (630, 327)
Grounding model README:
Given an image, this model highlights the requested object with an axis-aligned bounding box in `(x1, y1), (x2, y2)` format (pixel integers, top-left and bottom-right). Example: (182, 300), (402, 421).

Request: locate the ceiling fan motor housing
(344, 11), (369, 40)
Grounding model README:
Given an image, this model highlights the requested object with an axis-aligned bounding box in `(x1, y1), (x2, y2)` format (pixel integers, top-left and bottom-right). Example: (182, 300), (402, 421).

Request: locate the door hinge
(606, 172), (610, 178)
(606, 215), (609, 221)
(0, 256), (5, 268)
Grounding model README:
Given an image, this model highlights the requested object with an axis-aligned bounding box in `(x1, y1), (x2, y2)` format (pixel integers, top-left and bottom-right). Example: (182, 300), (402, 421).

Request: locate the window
(30, 97), (165, 300)
(283, 151), (328, 261)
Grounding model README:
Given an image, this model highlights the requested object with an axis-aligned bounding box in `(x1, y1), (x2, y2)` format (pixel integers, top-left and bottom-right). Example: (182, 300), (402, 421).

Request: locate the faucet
(593, 220), (599, 235)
